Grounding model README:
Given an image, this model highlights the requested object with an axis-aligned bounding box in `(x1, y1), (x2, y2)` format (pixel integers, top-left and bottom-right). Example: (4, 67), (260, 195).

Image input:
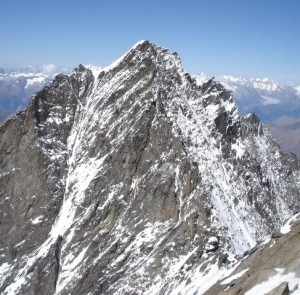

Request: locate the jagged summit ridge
(0, 41), (299, 294)
(95, 40), (184, 75)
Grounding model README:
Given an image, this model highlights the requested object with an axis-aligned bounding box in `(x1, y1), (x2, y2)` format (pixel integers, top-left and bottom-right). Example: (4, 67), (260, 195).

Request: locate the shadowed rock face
(0, 41), (299, 294)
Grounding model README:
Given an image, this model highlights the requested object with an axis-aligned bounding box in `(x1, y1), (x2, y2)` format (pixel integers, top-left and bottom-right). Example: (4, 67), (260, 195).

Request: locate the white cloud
(41, 64), (59, 75)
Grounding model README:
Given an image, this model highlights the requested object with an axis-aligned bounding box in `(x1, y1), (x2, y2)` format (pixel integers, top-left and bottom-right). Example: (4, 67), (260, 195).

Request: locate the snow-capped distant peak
(250, 77), (279, 91)
(295, 85), (300, 96)
(220, 75), (246, 83)
(25, 76), (47, 89)
(0, 65), (66, 81)
(218, 75), (279, 91)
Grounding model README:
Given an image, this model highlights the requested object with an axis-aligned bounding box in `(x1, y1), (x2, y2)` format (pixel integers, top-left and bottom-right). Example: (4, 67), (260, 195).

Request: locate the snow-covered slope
(205, 213), (300, 294)
(0, 41), (299, 294)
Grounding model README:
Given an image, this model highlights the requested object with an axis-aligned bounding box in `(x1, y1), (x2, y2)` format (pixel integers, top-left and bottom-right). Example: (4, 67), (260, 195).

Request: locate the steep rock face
(0, 41), (299, 294)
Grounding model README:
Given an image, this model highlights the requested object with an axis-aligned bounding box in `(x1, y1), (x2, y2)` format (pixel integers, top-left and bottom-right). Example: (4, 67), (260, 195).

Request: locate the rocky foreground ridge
(0, 40), (299, 294)
(205, 213), (300, 295)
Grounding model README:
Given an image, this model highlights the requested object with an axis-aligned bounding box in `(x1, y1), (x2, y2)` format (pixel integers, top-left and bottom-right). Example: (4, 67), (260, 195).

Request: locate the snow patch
(0, 263), (11, 285)
(281, 213), (300, 234)
(170, 262), (225, 295)
(31, 215), (44, 224)
(231, 141), (245, 158)
(245, 268), (300, 295)
(194, 73), (209, 86)
(221, 268), (249, 285)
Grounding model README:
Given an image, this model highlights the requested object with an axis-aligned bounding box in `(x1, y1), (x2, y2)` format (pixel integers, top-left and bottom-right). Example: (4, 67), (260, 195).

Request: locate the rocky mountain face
(0, 41), (300, 294)
(200, 74), (300, 157)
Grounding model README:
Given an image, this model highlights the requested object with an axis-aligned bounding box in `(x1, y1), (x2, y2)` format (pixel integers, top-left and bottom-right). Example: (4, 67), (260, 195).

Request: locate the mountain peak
(243, 112), (261, 124)
(100, 40), (184, 76)
(1, 43), (300, 295)
(218, 75), (280, 91)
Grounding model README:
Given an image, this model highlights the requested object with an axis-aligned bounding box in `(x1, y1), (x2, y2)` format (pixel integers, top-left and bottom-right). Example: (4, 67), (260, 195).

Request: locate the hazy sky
(1, 0), (299, 83)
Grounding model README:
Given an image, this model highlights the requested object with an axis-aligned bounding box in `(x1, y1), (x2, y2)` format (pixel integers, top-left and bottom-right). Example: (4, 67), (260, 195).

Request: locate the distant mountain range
(195, 74), (300, 157)
(216, 75), (300, 122)
(0, 66), (64, 121)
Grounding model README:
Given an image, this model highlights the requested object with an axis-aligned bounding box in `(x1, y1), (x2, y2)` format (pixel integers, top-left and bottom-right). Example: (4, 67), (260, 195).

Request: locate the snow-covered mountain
(194, 73), (300, 157)
(0, 41), (299, 294)
(2, 65), (300, 157)
(0, 66), (65, 121)
(220, 75), (280, 92)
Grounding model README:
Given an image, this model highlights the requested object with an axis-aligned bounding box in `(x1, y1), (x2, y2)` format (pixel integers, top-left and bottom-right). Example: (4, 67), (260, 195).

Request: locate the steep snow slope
(0, 41), (299, 294)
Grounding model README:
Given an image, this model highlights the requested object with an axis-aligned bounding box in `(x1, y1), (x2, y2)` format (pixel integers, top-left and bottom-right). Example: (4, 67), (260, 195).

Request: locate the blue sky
(1, 0), (299, 83)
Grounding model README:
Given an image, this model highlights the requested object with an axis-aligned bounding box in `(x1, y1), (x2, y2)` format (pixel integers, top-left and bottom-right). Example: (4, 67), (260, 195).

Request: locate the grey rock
(205, 223), (300, 295)
(271, 230), (283, 239)
(265, 282), (290, 295)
